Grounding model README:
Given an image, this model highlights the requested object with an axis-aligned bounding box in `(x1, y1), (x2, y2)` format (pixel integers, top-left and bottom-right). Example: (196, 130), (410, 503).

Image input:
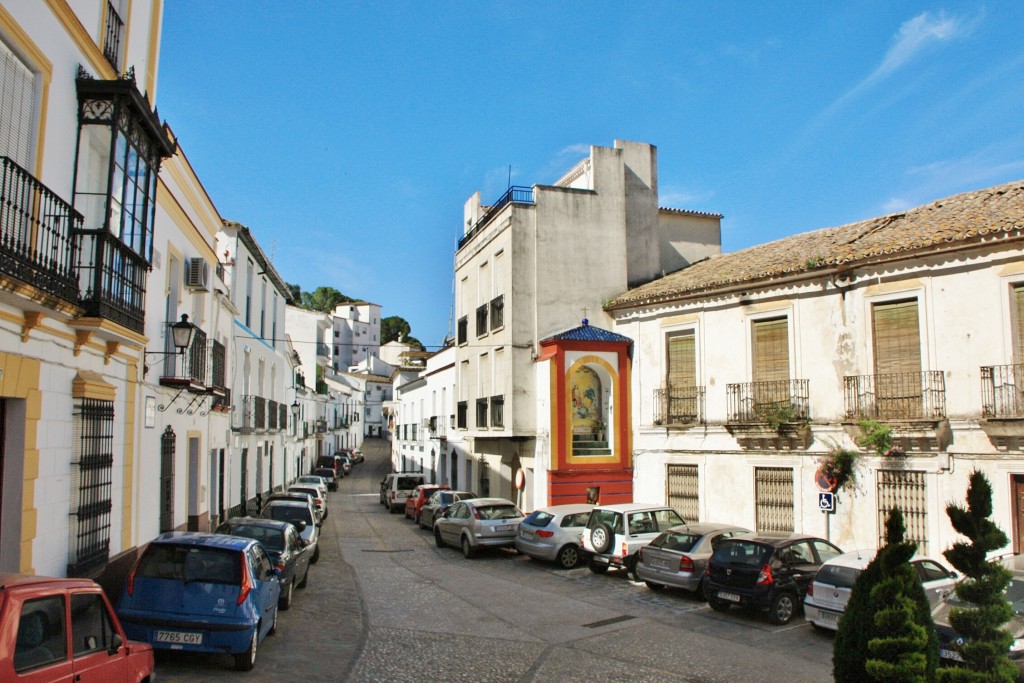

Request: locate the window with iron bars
(476, 305), (488, 337)
(490, 295), (504, 330)
(457, 317), (468, 345)
(457, 401), (467, 429)
(68, 399), (114, 576)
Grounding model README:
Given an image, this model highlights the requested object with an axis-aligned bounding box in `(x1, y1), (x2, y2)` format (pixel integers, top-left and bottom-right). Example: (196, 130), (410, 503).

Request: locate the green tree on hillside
(301, 286), (353, 313)
(938, 470), (1015, 682)
(381, 316), (425, 351)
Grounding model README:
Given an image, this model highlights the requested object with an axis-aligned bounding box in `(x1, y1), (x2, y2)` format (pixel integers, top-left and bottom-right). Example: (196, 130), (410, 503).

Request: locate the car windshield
(650, 531), (700, 552)
(476, 504), (520, 521)
(264, 506), (312, 526)
(947, 577), (1024, 613)
(228, 524), (285, 552)
(523, 511), (554, 527)
(138, 545), (241, 585)
(712, 540), (771, 568)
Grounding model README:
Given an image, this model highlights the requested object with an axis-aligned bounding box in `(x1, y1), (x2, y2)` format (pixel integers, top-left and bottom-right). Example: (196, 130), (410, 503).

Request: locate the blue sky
(157, 2), (1024, 349)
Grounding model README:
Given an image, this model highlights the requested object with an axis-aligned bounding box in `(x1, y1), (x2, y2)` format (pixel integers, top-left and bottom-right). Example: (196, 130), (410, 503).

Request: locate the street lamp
(291, 401), (300, 432)
(143, 314), (196, 376)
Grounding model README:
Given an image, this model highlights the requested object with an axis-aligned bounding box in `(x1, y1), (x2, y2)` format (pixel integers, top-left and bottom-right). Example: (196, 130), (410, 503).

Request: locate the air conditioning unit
(421, 418), (430, 428)
(185, 258), (210, 291)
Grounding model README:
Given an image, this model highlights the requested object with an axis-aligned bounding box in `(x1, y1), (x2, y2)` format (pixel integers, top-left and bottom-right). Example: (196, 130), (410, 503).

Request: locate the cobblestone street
(155, 437), (833, 682)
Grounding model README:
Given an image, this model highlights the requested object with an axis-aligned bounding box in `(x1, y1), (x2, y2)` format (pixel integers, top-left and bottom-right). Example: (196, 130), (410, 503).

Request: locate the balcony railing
(844, 371), (946, 420)
(159, 323), (208, 387)
(237, 395), (267, 432)
(316, 342), (330, 358)
(76, 229), (148, 333)
(727, 379), (810, 424)
(429, 415), (447, 439)
(654, 385), (706, 426)
(982, 364), (1024, 418)
(0, 156), (81, 304)
(102, 1), (124, 70)
(267, 400), (279, 430)
(209, 339), (226, 392)
(458, 186), (534, 249)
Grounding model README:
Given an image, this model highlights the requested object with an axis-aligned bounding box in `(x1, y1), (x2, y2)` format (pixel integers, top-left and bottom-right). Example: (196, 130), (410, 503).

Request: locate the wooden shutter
(0, 40), (35, 168)
(872, 300), (921, 375)
(752, 318), (789, 382)
(1014, 285), (1024, 365)
(667, 332), (696, 388)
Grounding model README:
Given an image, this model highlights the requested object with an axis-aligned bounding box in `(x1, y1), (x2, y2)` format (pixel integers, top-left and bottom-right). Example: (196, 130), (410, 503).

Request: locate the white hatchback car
(803, 549), (958, 631)
(581, 503), (686, 575)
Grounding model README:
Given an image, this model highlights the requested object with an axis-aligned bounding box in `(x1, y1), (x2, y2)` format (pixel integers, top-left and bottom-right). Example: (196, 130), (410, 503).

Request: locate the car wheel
(645, 580), (666, 591)
(588, 558), (609, 574)
(297, 566), (309, 589)
(234, 629), (258, 671)
(461, 535), (475, 559)
(556, 545), (580, 569)
(311, 544), (320, 564)
(590, 523), (614, 554)
(434, 528), (445, 548)
(768, 592), (797, 625)
(268, 607), (278, 635)
(279, 581), (293, 610)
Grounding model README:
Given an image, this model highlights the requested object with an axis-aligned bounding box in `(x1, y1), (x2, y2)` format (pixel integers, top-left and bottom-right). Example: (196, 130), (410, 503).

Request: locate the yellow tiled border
(0, 352), (41, 574)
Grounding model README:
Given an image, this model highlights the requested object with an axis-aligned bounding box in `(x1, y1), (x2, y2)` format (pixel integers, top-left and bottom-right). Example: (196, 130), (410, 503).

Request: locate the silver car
(635, 522), (751, 594)
(514, 504), (593, 569)
(434, 497), (523, 558)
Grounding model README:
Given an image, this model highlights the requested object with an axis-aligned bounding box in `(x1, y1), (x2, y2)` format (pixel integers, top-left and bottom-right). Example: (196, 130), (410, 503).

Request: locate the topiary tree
(938, 470), (1015, 682)
(864, 509), (937, 682)
(835, 508), (937, 682)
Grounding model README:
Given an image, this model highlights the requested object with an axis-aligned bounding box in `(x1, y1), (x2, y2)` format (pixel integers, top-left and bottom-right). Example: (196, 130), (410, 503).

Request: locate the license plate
(649, 558), (672, 569)
(939, 648), (964, 662)
(155, 630), (203, 645)
(494, 525), (513, 532)
(818, 611), (838, 623)
(717, 591), (741, 603)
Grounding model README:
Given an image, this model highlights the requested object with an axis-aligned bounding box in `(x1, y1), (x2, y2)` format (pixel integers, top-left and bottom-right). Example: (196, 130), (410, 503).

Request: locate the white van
(381, 472), (426, 513)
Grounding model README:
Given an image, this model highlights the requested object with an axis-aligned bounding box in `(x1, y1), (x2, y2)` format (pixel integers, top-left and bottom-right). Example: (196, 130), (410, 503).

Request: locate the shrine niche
(571, 366), (603, 438)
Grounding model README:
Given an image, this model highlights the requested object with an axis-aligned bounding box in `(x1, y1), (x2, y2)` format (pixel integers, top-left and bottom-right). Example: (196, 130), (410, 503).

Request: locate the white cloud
(659, 186), (715, 208)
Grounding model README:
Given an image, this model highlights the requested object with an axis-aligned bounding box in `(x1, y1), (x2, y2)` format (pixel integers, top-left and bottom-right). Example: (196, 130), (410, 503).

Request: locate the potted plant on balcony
(857, 419), (907, 459)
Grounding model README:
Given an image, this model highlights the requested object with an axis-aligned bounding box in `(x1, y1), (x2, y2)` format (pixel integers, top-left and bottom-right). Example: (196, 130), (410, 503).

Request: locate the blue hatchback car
(116, 532), (280, 671)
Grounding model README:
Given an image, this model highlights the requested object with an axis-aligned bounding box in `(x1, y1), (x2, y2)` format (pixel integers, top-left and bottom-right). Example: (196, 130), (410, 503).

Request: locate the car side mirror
(949, 571), (959, 579)
(296, 520), (307, 532)
(108, 632), (123, 655)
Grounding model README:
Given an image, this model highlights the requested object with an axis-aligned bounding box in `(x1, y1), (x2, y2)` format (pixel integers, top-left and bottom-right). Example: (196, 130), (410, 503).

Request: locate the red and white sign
(514, 468), (526, 490)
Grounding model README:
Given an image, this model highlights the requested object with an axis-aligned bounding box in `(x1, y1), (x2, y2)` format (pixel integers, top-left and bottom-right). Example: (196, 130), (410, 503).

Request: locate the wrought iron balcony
(316, 342), (330, 359)
(267, 400), (279, 430)
(844, 371), (946, 420)
(458, 186), (534, 249)
(158, 323), (208, 389)
(727, 379), (810, 424)
(654, 385), (706, 426)
(237, 395), (266, 432)
(429, 415), (447, 440)
(76, 229), (147, 333)
(982, 364), (1024, 418)
(0, 156), (82, 304)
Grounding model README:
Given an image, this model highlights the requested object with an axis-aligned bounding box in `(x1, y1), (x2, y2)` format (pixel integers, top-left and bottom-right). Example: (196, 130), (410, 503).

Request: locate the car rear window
(712, 540), (771, 568)
(650, 531), (700, 552)
(228, 524), (285, 552)
(814, 564), (860, 589)
(396, 477), (422, 489)
(314, 469), (334, 477)
(523, 511), (554, 527)
(588, 508), (623, 533)
(138, 545), (241, 584)
(290, 487), (318, 498)
(476, 504), (521, 520)
(264, 505), (313, 526)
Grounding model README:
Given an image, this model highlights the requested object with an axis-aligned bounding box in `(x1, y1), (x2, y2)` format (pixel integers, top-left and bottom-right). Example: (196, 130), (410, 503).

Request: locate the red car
(405, 484), (448, 522)
(1, 573), (154, 682)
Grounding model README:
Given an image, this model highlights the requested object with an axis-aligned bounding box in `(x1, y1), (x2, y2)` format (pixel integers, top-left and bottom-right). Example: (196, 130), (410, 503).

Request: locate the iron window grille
(68, 398), (114, 576)
(666, 464), (700, 522)
(102, 1), (124, 70)
(490, 295), (504, 330)
(159, 426), (175, 532)
(654, 385), (705, 425)
(457, 316), (468, 345)
(476, 304), (488, 337)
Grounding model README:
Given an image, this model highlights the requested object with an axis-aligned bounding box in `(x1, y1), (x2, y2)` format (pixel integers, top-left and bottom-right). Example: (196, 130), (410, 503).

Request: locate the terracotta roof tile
(610, 179), (1024, 307)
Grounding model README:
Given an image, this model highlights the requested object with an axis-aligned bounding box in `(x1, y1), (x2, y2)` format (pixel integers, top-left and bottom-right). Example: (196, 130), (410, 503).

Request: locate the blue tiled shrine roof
(542, 321), (633, 344)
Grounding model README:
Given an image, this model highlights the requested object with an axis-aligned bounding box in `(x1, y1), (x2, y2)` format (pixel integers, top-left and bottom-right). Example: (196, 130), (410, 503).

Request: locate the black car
(704, 534), (843, 625)
(418, 490), (477, 530)
(215, 516), (313, 611)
